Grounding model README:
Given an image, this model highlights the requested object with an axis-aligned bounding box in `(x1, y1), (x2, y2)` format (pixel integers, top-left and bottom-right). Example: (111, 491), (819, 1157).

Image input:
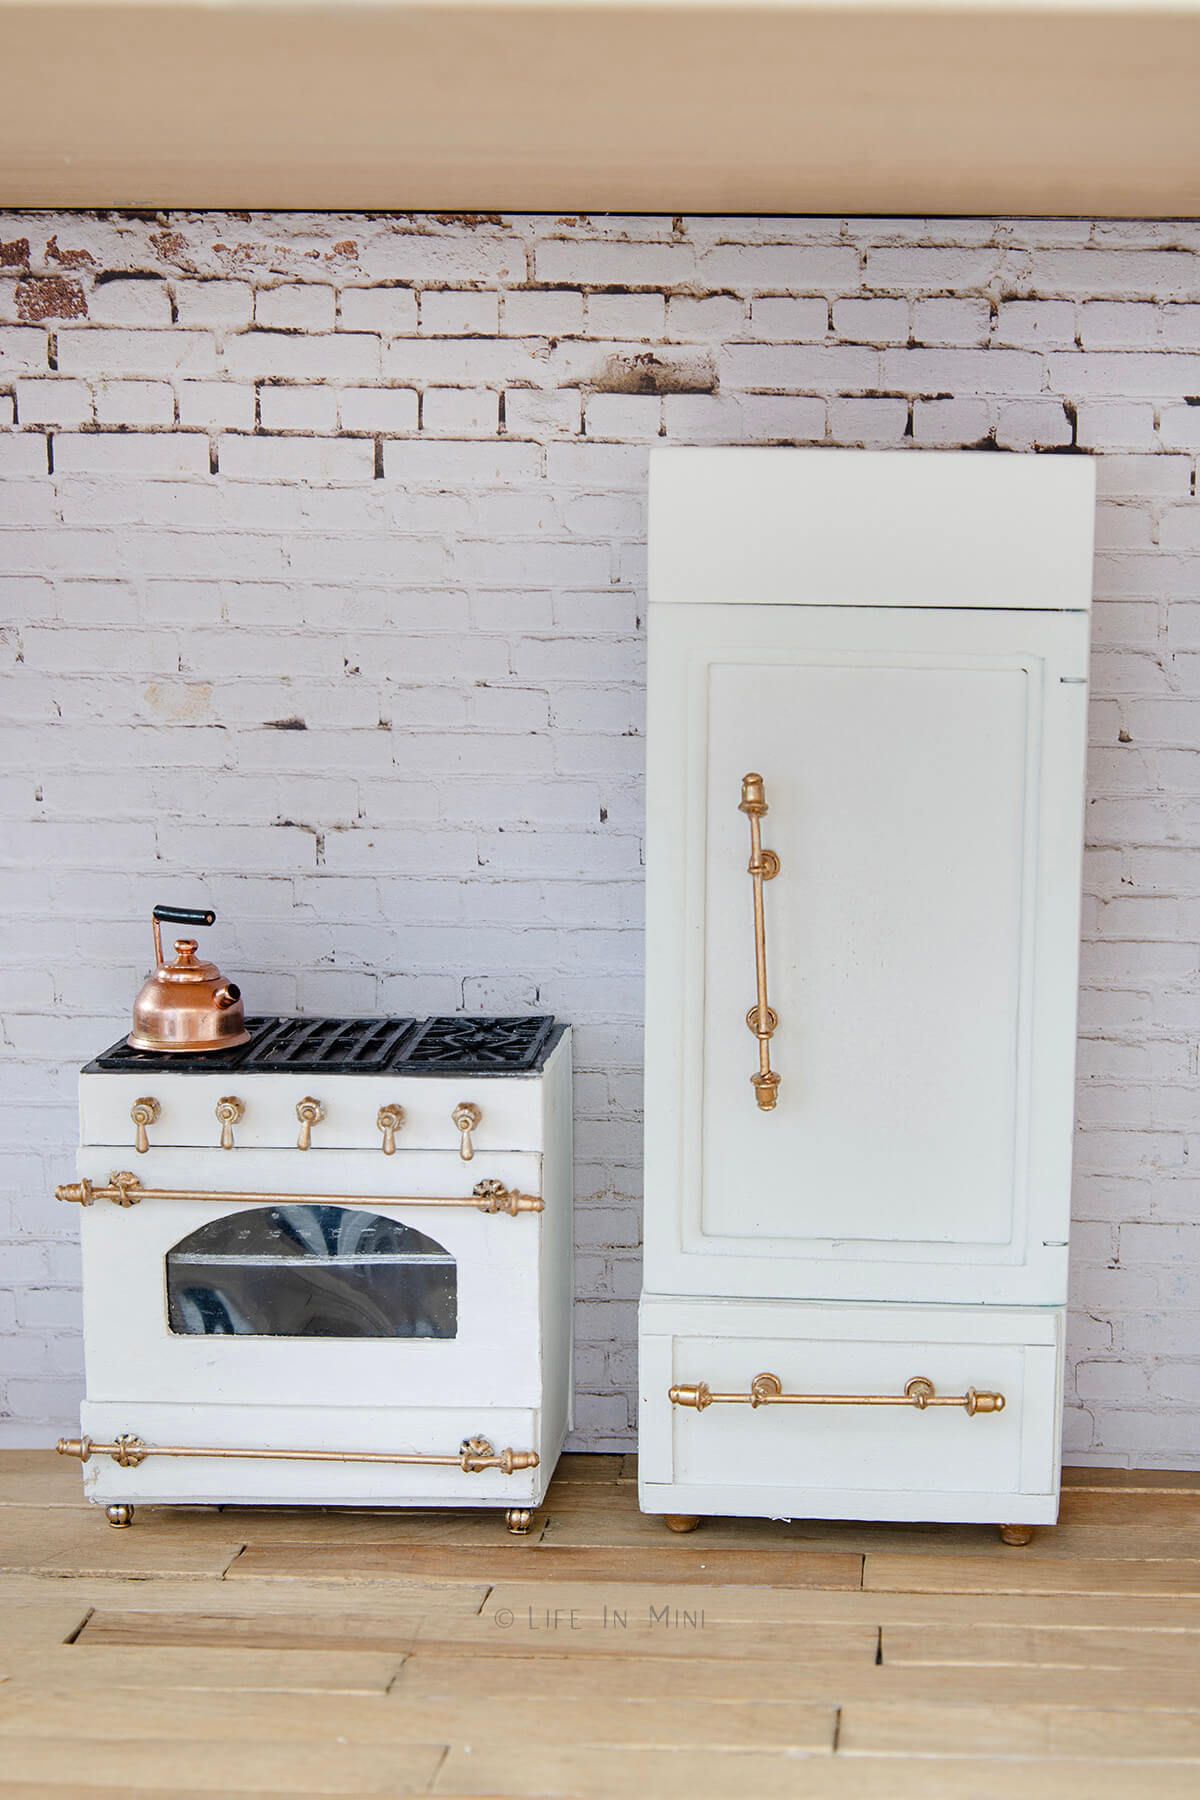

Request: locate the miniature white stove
(57, 1015), (573, 1533)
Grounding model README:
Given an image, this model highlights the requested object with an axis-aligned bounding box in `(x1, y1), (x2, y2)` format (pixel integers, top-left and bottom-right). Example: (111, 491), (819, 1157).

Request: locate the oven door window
(166, 1206), (457, 1339)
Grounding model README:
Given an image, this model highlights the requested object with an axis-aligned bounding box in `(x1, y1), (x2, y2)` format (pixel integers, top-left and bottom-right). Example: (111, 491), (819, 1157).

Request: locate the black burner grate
(403, 1015), (555, 1072)
(87, 1014), (560, 1076)
(249, 1016), (420, 1071)
(90, 1017), (279, 1074)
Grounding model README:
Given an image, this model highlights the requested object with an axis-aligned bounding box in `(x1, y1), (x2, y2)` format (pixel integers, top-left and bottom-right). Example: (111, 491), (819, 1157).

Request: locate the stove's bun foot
(504, 1507), (534, 1535)
(105, 1503), (135, 1529)
(664, 1513), (702, 1533)
(999, 1523), (1035, 1546)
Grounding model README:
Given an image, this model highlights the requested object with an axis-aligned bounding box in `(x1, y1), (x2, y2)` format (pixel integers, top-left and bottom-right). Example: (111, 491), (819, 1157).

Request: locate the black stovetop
(85, 1015), (562, 1077)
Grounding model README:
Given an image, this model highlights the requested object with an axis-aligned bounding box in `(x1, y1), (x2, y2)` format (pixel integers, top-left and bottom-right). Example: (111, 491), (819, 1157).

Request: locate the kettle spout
(212, 982), (242, 1010)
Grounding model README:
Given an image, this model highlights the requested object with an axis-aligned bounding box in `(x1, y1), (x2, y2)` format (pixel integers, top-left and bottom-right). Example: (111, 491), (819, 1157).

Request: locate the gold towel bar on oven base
(57, 1434), (539, 1476)
(56, 1174), (543, 1215)
(669, 1373), (1005, 1415)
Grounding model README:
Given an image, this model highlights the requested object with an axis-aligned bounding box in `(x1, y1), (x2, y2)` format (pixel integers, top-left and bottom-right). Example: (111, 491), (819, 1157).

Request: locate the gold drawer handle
(739, 774), (780, 1110)
(56, 1173), (543, 1215)
(129, 1098), (159, 1155)
(57, 1434), (539, 1475)
(669, 1372), (1005, 1415)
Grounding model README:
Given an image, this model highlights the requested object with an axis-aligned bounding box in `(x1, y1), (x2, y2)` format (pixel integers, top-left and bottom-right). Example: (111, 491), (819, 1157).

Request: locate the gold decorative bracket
(57, 1434), (539, 1475)
(471, 1178), (543, 1216)
(739, 773), (781, 1110)
(669, 1372), (1005, 1415)
(56, 1173), (543, 1216)
(109, 1171), (141, 1207)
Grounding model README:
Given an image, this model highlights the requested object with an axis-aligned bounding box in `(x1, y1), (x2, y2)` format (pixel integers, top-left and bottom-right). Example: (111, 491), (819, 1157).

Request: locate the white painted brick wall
(0, 211), (1197, 1464)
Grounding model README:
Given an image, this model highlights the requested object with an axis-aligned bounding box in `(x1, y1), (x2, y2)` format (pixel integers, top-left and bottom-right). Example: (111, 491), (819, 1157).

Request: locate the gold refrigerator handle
(669, 1373), (1006, 1415)
(57, 1434), (539, 1475)
(739, 773), (781, 1110)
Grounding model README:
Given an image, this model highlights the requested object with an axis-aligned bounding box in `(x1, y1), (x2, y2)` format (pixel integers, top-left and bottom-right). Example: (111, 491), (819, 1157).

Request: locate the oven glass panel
(166, 1206), (457, 1338)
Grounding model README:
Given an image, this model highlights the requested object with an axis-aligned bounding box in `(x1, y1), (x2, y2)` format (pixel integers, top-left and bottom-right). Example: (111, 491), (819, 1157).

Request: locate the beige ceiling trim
(1, 2), (1198, 217)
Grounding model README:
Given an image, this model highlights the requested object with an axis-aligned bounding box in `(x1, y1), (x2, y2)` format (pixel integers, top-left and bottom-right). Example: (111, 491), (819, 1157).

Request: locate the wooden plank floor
(1, 1453), (1199, 1797)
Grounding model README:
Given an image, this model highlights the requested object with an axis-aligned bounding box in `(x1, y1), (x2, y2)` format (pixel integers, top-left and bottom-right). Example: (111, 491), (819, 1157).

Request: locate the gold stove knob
(215, 1096), (244, 1151)
(377, 1105), (405, 1155)
(453, 1102), (481, 1161)
(129, 1098), (159, 1156)
(295, 1097), (325, 1151)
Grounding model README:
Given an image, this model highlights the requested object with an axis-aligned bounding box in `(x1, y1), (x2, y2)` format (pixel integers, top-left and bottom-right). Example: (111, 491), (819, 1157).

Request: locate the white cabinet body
(639, 450), (1094, 1530)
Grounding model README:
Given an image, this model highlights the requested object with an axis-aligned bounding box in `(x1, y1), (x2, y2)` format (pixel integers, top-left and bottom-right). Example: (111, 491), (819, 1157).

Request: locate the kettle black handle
(153, 905), (216, 928)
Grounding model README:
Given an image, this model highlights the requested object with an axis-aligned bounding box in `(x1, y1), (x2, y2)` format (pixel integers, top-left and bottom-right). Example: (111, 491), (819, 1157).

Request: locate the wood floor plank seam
(5, 1450), (1199, 1799)
(61, 1606), (93, 1646)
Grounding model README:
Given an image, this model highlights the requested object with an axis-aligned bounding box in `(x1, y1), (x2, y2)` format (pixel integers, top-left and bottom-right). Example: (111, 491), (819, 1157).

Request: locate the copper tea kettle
(128, 905), (250, 1053)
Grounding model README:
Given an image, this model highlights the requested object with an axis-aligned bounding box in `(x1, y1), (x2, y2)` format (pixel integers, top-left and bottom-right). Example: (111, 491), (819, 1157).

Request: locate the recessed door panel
(668, 1334), (1028, 1497)
(643, 604), (1089, 1304)
(703, 657), (1028, 1248)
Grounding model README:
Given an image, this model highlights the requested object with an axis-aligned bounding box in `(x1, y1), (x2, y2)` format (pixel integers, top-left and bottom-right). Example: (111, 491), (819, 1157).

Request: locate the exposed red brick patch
(215, 241), (280, 270)
(16, 275), (88, 322)
(328, 240), (358, 258)
(149, 229), (194, 268)
(45, 234), (95, 270)
(433, 213), (505, 229)
(1, 237), (30, 267)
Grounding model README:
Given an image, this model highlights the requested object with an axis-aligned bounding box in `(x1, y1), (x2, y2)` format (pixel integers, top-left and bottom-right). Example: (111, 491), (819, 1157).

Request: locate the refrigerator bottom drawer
(639, 1296), (1063, 1524)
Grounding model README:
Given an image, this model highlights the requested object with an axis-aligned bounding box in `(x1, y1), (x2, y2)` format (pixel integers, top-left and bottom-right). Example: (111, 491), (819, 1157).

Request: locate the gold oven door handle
(739, 773), (781, 1110)
(56, 1174), (544, 1215)
(669, 1373), (1006, 1415)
